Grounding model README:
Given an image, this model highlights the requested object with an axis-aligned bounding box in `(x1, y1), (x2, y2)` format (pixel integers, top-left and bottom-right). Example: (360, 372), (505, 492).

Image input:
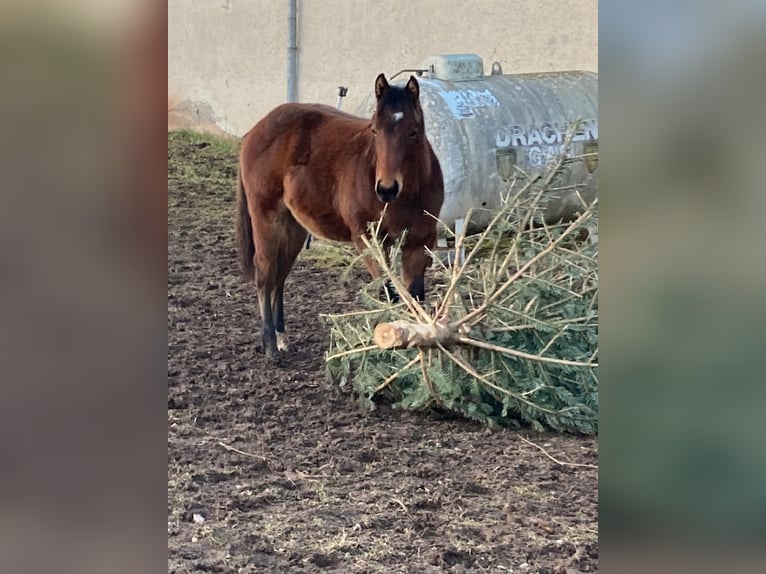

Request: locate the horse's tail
(236, 167), (255, 281)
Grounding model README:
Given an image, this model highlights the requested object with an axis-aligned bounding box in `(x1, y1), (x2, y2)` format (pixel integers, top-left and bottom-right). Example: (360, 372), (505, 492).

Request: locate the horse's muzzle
(376, 180), (400, 203)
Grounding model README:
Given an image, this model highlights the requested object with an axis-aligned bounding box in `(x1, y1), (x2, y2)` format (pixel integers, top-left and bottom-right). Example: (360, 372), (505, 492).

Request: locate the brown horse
(237, 73), (444, 360)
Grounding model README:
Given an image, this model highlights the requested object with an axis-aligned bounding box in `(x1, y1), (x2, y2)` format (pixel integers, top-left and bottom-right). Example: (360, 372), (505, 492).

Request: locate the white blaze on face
(391, 111), (404, 123)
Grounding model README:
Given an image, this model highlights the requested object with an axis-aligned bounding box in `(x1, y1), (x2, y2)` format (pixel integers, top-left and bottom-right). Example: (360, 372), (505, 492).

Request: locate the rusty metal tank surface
(356, 54), (598, 231)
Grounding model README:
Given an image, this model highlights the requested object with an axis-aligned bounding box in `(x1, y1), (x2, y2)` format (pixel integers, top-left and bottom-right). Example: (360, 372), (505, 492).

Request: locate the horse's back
(241, 103), (366, 174)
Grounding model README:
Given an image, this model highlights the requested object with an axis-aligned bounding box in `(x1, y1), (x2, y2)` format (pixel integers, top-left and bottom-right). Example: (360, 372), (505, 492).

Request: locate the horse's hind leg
(255, 259), (279, 359)
(273, 284), (288, 352)
(251, 214), (281, 359)
(272, 217), (308, 353)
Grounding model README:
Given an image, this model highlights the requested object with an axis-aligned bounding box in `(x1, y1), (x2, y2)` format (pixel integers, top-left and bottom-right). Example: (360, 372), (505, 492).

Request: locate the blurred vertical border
(0, 1), (167, 572)
(600, 0), (766, 571)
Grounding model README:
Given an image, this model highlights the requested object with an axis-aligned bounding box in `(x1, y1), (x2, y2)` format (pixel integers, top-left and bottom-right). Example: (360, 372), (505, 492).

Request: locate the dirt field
(167, 131), (598, 573)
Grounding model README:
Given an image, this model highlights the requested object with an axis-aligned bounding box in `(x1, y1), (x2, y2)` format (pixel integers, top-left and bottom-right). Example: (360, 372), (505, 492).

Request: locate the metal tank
(356, 54), (598, 232)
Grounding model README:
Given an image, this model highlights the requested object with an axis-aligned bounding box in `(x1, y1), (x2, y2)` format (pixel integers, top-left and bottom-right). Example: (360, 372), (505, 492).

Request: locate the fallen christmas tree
(324, 154), (598, 434)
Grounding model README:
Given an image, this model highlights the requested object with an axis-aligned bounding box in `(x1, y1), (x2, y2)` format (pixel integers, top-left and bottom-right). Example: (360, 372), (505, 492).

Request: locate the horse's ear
(375, 74), (389, 99)
(405, 75), (420, 102)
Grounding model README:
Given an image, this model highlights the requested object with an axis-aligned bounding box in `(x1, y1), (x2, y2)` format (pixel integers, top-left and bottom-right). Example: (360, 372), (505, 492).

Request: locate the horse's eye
(408, 130), (418, 140)
(371, 128), (378, 136)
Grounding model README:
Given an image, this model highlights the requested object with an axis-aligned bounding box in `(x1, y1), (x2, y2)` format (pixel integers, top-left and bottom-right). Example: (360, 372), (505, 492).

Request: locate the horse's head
(371, 73), (425, 203)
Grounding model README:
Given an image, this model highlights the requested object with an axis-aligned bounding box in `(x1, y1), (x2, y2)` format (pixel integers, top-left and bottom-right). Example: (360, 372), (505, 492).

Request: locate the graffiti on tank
(439, 89), (501, 118)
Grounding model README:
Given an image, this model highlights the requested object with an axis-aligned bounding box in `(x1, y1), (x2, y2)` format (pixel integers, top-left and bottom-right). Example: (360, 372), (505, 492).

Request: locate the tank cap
(422, 54), (484, 81)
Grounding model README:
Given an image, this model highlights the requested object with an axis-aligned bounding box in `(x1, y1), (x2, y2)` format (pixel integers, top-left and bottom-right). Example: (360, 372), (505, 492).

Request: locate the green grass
(168, 128), (241, 155)
(168, 129), (240, 197)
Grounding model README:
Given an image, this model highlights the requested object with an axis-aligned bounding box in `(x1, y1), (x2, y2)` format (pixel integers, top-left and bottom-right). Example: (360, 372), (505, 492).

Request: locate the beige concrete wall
(168, 0), (597, 136)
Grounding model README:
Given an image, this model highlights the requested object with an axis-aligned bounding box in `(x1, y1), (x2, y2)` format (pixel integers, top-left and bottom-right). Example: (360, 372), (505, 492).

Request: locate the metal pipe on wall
(287, 0), (298, 102)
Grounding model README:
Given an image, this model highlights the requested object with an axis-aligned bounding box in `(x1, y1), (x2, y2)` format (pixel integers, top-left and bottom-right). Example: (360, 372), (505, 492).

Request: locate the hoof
(380, 281), (400, 303)
(276, 332), (290, 352)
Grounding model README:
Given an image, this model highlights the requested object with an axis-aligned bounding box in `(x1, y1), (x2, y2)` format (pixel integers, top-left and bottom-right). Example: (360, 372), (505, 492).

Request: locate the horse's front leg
(402, 237), (433, 302)
(353, 235), (399, 302)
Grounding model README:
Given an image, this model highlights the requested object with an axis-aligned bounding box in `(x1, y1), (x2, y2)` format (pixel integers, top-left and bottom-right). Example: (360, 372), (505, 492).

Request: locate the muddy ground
(167, 131), (598, 573)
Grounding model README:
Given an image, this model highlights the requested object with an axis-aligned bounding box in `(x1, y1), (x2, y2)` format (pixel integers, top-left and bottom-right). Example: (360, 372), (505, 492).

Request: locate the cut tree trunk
(373, 320), (457, 350)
